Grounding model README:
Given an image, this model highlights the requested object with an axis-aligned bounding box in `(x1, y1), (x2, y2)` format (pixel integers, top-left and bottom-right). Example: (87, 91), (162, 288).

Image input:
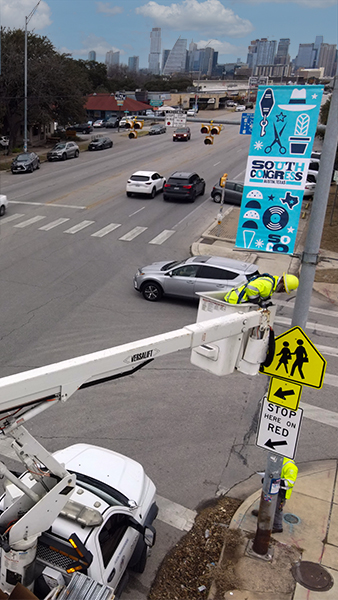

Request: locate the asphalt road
(0, 110), (337, 598)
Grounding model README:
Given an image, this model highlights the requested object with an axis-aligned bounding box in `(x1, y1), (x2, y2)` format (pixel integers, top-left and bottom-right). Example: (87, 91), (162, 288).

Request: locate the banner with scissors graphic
(236, 85), (323, 254)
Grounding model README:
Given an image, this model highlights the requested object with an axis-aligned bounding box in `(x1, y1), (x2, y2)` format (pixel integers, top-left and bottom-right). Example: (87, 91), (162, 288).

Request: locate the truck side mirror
(144, 525), (156, 547)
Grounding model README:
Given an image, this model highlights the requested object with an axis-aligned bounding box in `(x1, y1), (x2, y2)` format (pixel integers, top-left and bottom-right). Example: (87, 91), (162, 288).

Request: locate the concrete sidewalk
(208, 461), (337, 599)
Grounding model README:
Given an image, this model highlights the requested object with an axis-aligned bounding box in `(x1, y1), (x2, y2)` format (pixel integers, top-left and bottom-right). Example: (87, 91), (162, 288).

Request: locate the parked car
(88, 137), (113, 151)
(235, 105), (246, 112)
(66, 123), (93, 134)
(308, 159), (320, 178)
(303, 172), (317, 198)
(105, 117), (120, 128)
(173, 127), (191, 141)
(187, 109), (198, 116)
(245, 102), (254, 109)
(149, 124), (166, 135)
(93, 119), (105, 128)
(211, 180), (244, 205)
(0, 194), (8, 217)
(126, 171), (166, 198)
(11, 152), (40, 174)
(118, 117), (128, 127)
(226, 100), (236, 107)
(133, 256), (259, 302)
(47, 141), (80, 161)
(163, 171), (205, 203)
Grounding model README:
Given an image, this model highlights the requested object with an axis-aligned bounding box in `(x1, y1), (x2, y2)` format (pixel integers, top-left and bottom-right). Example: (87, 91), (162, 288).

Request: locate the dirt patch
(148, 496), (241, 600)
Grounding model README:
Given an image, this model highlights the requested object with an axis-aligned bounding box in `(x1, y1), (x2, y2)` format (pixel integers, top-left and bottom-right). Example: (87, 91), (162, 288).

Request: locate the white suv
(126, 171), (166, 198)
(0, 195), (8, 217)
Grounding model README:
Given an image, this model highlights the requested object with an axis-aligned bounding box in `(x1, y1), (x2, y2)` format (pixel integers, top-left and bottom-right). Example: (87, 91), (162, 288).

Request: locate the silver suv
(134, 256), (258, 301)
(47, 142), (80, 161)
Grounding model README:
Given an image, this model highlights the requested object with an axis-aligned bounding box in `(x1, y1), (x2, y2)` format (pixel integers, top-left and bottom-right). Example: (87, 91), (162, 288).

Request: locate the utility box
(190, 291), (276, 376)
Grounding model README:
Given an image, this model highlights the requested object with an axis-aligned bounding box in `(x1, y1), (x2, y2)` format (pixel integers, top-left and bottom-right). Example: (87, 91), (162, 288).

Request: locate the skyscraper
(274, 39), (290, 65)
(162, 38), (187, 75)
(88, 50), (96, 62)
(128, 56), (139, 72)
(247, 39), (277, 70)
(318, 43), (337, 76)
(295, 36), (324, 70)
(149, 28), (161, 74)
(106, 51), (120, 68)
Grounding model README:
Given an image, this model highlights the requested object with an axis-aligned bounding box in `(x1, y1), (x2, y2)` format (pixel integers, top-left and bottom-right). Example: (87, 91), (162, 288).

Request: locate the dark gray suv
(163, 171), (205, 203)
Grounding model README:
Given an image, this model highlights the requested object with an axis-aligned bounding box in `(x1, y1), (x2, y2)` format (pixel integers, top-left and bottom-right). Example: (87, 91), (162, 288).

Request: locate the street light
(24, 0), (41, 153)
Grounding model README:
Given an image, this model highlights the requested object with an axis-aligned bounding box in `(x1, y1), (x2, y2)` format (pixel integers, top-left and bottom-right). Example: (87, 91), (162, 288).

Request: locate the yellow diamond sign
(260, 326), (326, 389)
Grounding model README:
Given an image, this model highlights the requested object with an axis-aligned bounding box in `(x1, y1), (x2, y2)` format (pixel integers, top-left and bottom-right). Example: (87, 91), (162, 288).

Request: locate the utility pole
(292, 74), (338, 330)
(24, 0), (41, 153)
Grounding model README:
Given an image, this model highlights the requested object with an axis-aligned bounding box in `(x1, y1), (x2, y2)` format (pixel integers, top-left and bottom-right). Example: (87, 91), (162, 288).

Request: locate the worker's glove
(259, 300), (273, 309)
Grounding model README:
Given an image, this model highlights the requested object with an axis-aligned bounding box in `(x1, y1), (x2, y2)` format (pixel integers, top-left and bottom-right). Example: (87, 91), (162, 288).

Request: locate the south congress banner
(235, 85), (323, 254)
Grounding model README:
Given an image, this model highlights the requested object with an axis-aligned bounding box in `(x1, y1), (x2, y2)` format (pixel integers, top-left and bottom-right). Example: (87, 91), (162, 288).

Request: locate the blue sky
(1, 0), (337, 69)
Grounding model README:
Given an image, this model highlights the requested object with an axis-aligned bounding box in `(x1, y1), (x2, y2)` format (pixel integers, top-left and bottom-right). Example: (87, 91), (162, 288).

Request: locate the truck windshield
(70, 471), (129, 508)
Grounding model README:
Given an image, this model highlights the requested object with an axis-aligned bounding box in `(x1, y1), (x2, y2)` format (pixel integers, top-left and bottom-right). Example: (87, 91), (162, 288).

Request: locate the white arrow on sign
(256, 397), (303, 459)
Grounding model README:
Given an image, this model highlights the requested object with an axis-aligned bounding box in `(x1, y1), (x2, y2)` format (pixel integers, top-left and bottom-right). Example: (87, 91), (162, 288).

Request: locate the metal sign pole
(252, 452), (283, 556)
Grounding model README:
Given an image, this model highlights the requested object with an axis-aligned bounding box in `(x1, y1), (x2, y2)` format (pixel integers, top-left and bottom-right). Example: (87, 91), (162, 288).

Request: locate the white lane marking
(39, 218), (70, 231)
(9, 201), (86, 209)
(275, 317), (338, 337)
(0, 214), (24, 223)
(119, 226), (147, 241)
(316, 344), (338, 358)
(129, 207), (145, 217)
(173, 196), (221, 229)
(302, 402), (338, 428)
(63, 221), (95, 234)
(324, 373), (338, 387)
(275, 300), (338, 319)
(149, 230), (175, 245)
(213, 161), (221, 166)
(156, 494), (196, 532)
(91, 223), (121, 238)
(14, 216), (46, 228)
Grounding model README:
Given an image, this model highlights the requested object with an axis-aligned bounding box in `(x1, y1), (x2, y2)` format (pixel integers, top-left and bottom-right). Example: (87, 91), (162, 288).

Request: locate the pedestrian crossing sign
(260, 326), (326, 389)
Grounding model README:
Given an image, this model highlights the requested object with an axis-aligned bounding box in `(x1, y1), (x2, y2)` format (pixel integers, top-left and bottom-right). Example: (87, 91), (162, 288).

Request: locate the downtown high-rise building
(274, 39), (290, 65)
(294, 36), (323, 70)
(105, 50), (120, 67)
(88, 50), (96, 61)
(128, 56), (139, 72)
(162, 37), (187, 75)
(317, 43), (337, 76)
(247, 38), (277, 70)
(149, 28), (161, 74)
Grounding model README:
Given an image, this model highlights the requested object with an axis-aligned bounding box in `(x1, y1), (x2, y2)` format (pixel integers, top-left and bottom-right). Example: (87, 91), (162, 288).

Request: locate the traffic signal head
(210, 124), (222, 135)
(134, 120), (144, 130)
(125, 120), (134, 129)
(200, 124), (210, 134)
(128, 130), (137, 139)
(204, 136), (214, 145)
(219, 173), (228, 187)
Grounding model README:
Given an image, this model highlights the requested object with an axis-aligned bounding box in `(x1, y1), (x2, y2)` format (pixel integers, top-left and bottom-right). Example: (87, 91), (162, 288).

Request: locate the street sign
(267, 377), (302, 411)
(260, 326), (326, 389)
(150, 100), (163, 106)
(240, 113), (254, 135)
(165, 112), (187, 127)
(256, 397), (303, 459)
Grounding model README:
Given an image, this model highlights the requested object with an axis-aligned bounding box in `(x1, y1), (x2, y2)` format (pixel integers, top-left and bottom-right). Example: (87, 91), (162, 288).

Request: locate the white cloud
(241, 0), (335, 7)
(136, 0), (253, 37)
(64, 34), (123, 59)
(1, 0), (52, 29)
(96, 2), (123, 15)
(196, 38), (241, 56)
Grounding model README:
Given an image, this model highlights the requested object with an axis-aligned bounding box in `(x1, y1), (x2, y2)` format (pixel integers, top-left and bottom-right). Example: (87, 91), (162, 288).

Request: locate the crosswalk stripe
(119, 226), (147, 241)
(275, 300), (338, 319)
(14, 216), (46, 228)
(39, 218), (70, 231)
(302, 402), (338, 428)
(275, 317), (338, 337)
(0, 214), (24, 223)
(324, 373), (338, 387)
(156, 494), (196, 532)
(91, 223), (121, 238)
(316, 344), (338, 358)
(149, 230), (175, 245)
(64, 221), (95, 234)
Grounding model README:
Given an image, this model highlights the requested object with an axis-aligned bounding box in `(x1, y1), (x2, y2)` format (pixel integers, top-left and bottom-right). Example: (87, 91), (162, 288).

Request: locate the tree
(0, 28), (90, 149)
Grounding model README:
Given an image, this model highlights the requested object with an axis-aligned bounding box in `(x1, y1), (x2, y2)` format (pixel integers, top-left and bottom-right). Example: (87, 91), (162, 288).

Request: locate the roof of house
(85, 94), (149, 113)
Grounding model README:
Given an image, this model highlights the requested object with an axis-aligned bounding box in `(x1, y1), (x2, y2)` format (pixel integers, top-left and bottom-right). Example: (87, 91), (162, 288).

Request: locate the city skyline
(1, 0), (336, 71)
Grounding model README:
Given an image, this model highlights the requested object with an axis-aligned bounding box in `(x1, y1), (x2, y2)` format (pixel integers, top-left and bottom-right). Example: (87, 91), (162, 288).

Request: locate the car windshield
(161, 259), (187, 271)
(151, 125), (161, 129)
(54, 144), (66, 150)
(16, 154), (30, 162)
(130, 175), (150, 182)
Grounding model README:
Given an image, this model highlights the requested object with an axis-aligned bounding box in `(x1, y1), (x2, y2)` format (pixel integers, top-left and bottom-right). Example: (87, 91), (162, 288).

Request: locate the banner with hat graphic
(235, 85), (323, 255)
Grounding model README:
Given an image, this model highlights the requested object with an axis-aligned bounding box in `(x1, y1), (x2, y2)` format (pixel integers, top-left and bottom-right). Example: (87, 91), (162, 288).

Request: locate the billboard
(235, 85), (323, 254)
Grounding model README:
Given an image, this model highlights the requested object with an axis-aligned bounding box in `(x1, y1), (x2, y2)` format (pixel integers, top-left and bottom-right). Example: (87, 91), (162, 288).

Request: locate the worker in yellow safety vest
(224, 272), (299, 307)
(252, 457), (298, 533)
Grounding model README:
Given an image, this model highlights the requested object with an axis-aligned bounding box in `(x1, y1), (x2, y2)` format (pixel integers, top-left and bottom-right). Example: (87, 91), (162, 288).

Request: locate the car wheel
(75, 150), (79, 158)
(48, 158), (52, 162)
(163, 195), (168, 201)
(213, 192), (222, 203)
(29, 164), (34, 173)
(189, 192), (196, 203)
(0, 204), (6, 217)
(141, 281), (163, 301)
(110, 141), (113, 147)
(126, 192), (132, 197)
(62, 153), (67, 161)
(36, 162), (40, 169)
(150, 187), (156, 198)
(200, 184), (205, 196)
